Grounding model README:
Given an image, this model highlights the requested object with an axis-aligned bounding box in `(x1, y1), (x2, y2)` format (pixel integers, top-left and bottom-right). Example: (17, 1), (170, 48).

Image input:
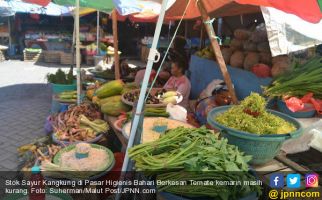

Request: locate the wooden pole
(184, 20), (188, 38)
(197, 0), (238, 104)
(199, 21), (203, 49)
(8, 17), (11, 48)
(112, 10), (120, 80)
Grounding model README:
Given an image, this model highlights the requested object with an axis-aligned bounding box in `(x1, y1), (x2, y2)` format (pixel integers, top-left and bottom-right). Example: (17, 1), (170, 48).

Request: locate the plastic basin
(277, 100), (316, 118)
(207, 106), (303, 165)
(52, 82), (77, 94)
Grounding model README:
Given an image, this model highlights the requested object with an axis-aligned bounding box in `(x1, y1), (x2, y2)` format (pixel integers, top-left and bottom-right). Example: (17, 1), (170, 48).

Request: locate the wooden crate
(23, 50), (43, 62)
(43, 50), (61, 63)
(60, 52), (81, 65)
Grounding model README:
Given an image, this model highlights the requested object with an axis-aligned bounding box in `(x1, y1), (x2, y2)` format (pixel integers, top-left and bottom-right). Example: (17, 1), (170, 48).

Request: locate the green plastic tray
(53, 144), (115, 177)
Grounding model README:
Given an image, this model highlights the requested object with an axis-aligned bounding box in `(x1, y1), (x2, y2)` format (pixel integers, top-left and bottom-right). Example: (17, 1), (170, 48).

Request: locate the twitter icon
(287, 174), (301, 188)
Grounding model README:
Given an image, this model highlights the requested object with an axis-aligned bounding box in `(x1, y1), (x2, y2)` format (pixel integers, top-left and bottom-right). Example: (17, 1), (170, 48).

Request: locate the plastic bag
(285, 93), (322, 113)
(166, 104), (187, 122)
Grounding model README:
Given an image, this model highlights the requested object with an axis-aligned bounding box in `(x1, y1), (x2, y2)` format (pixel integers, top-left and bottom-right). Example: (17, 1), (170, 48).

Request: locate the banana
(162, 91), (177, 99)
(162, 96), (177, 104)
(17, 144), (37, 154)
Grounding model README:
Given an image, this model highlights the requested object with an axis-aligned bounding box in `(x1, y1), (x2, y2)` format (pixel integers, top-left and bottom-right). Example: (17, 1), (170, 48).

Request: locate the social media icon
(270, 174), (284, 188)
(305, 174), (319, 188)
(287, 174), (301, 188)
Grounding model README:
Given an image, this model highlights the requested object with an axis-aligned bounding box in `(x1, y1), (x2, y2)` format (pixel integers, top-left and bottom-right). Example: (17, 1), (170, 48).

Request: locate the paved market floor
(0, 60), (62, 171)
(0, 59), (145, 171)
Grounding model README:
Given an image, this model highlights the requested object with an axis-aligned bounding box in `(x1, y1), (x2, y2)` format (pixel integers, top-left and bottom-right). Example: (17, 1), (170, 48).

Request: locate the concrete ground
(0, 59), (145, 171)
(0, 60), (66, 171)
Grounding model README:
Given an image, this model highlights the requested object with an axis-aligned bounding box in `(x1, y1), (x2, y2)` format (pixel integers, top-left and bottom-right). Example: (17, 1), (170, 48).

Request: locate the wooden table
(104, 115), (128, 152)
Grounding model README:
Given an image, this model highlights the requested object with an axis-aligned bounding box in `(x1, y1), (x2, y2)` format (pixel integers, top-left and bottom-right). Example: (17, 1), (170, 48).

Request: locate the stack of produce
(93, 80), (131, 116)
(126, 107), (169, 118)
(195, 24), (276, 78)
(215, 93), (296, 134)
(129, 127), (261, 199)
(85, 43), (97, 55)
(17, 138), (62, 172)
(51, 103), (109, 142)
(86, 81), (103, 100)
(122, 89), (180, 106)
(264, 56), (322, 99)
(58, 90), (77, 102)
(46, 68), (74, 85)
(195, 46), (215, 60)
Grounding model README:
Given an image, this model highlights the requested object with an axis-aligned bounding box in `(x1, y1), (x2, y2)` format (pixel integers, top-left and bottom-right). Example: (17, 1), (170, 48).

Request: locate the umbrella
(236, 0), (322, 23)
(165, 0), (259, 20)
(2, 0), (71, 16)
(0, 5), (14, 16)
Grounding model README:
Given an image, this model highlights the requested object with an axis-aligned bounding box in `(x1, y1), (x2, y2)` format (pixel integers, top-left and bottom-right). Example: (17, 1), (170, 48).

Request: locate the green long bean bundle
(129, 127), (251, 172)
(128, 127), (261, 200)
(264, 56), (322, 99)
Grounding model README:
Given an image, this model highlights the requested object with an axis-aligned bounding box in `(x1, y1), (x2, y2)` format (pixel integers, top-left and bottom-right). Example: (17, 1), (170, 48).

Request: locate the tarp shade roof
(54, 0), (115, 13)
(0, 0), (71, 16)
(236, 0), (322, 23)
(165, 0), (260, 20)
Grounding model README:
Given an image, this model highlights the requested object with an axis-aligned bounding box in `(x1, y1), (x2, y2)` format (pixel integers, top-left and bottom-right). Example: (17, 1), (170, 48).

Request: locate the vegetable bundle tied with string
(129, 127), (251, 171)
(129, 127), (261, 200)
(264, 56), (322, 99)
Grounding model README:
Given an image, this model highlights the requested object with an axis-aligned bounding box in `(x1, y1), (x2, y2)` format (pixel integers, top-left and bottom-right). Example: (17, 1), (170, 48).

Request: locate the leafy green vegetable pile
(264, 56), (322, 99)
(129, 127), (261, 199)
(46, 68), (74, 84)
(215, 93), (296, 134)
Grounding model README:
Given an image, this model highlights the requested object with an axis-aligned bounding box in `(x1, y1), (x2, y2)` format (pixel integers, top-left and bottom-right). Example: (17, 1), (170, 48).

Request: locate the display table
(104, 115), (128, 152)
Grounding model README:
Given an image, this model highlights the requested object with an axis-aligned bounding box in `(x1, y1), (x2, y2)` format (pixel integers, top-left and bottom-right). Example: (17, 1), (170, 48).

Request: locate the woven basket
(23, 50), (43, 62)
(60, 52), (81, 65)
(43, 50), (61, 63)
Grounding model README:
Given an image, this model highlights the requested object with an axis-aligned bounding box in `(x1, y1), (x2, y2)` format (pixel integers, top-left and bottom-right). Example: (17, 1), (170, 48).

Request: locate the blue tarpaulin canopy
(0, 2), (14, 16)
(0, 0), (71, 16)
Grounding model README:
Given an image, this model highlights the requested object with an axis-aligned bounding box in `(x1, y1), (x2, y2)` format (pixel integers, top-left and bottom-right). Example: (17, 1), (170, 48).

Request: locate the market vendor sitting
(163, 57), (191, 109)
(134, 60), (170, 87)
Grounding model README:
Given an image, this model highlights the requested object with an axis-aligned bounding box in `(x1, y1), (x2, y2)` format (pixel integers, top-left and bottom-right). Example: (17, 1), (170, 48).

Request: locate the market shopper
(168, 35), (189, 64)
(164, 57), (191, 109)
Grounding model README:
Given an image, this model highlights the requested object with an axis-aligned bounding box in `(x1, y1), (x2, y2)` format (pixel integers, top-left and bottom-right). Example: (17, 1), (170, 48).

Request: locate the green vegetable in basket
(215, 93), (296, 134)
(58, 90), (77, 100)
(79, 114), (109, 133)
(46, 67), (74, 84)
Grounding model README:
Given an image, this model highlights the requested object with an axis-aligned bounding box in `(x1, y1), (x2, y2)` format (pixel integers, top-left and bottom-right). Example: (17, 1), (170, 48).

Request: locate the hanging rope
(203, 18), (222, 45)
(145, 0), (192, 102)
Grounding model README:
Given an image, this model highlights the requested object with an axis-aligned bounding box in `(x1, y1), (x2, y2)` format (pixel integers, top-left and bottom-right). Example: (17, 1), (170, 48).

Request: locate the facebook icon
(270, 174), (284, 188)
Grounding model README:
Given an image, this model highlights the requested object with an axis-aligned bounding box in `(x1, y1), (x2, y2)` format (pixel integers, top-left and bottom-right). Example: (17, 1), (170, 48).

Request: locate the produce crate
(43, 50), (61, 63)
(60, 52), (81, 65)
(23, 50), (43, 62)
